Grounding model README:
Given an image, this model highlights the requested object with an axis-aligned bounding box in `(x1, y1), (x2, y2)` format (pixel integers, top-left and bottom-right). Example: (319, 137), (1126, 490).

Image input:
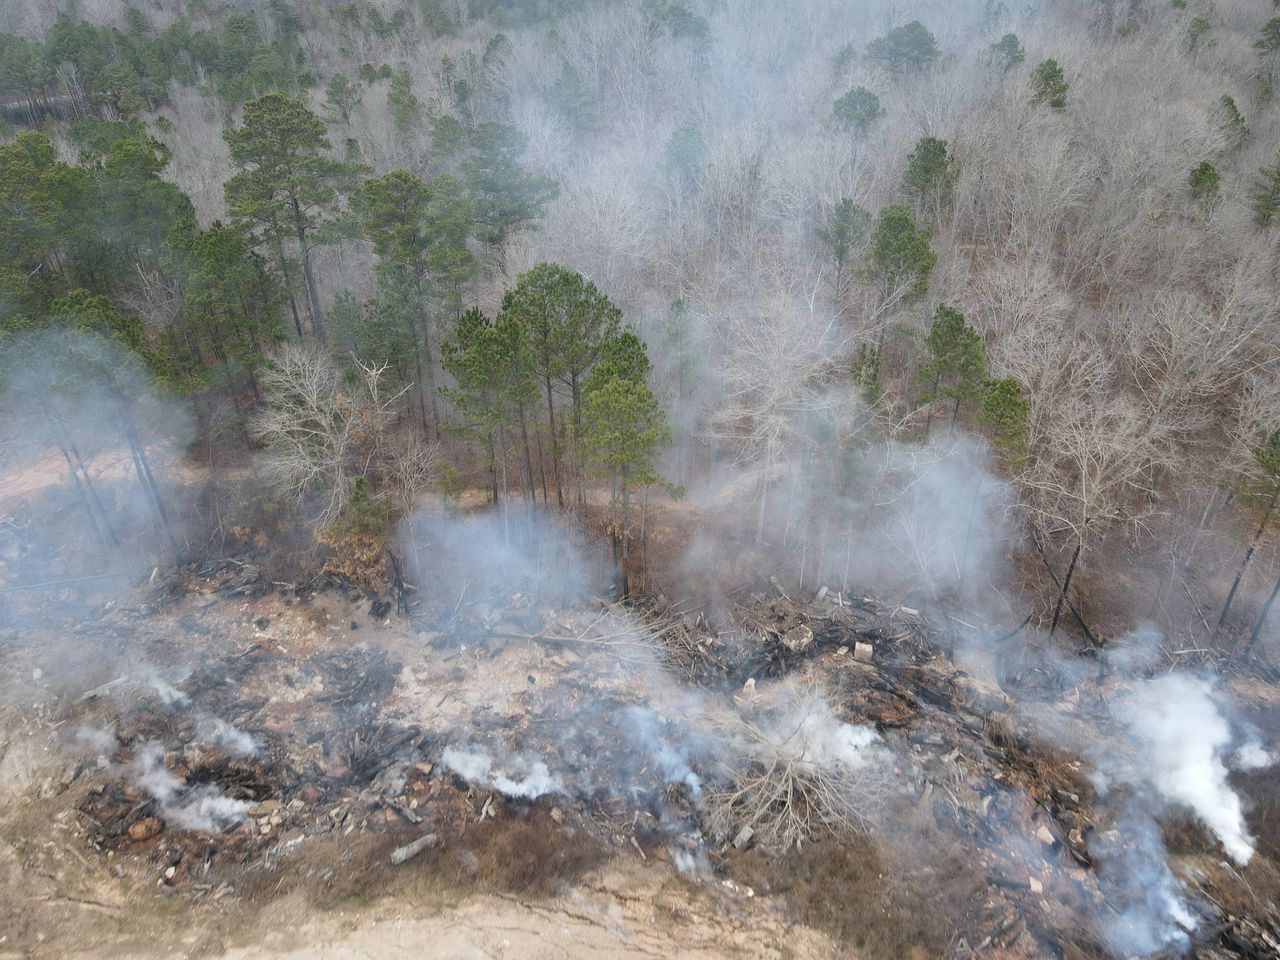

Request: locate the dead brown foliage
(318, 529), (389, 589)
(729, 832), (979, 959)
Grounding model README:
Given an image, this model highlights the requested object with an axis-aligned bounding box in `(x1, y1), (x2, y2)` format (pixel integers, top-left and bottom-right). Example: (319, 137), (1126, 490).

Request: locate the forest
(1, 0), (1279, 958)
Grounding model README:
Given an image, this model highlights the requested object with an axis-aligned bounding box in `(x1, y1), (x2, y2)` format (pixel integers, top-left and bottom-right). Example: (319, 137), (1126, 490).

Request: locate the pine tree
(1030, 59), (1069, 108)
(498, 263), (622, 506)
(832, 87), (884, 132)
(442, 306), (538, 506)
(662, 124), (706, 196)
(580, 335), (670, 593)
(462, 122), (558, 247)
(900, 136), (956, 223)
(866, 21), (939, 72)
(355, 168), (476, 428)
(917, 304), (987, 436)
(979, 377), (1028, 464)
(1217, 95), (1250, 151)
(1251, 152), (1280, 226)
(988, 33), (1025, 71)
(1257, 17), (1280, 55)
(323, 74), (363, 125)
(1218, 431), (1280, 635)
(387, 68), (422, 137)
(1185, 16), (1213, 54)
(864, 203), (937, 305)
(817, 198), (871, 288)
(1189, 161), (1221, 203)
(224, 93), (364, 339)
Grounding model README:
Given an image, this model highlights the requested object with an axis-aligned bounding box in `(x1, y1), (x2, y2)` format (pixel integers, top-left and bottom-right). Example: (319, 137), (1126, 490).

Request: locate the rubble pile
(699, 588), (1280, 959)
(9, 553), (1278, 960)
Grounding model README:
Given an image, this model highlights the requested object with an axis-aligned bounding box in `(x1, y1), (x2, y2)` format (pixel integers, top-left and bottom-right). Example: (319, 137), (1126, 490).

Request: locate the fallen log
(389, 832), (438, 866)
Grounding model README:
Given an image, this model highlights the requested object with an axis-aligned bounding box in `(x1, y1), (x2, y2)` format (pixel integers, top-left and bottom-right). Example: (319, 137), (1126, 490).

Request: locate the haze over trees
(0, 0), (1277, 641)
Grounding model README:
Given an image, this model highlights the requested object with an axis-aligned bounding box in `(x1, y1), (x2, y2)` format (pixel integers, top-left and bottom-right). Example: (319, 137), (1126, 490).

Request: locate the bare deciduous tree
(250, 343), (406, 527)
(702, 684), (889, 851)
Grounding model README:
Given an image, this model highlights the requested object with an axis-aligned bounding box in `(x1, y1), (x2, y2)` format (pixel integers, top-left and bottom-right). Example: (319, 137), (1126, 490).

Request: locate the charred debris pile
(25, 557), (1280, 960)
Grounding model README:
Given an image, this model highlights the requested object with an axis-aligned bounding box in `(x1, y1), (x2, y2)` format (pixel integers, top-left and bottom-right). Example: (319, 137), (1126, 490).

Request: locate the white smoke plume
(124, 742), (250, 833)
(1095, 809), (1195, 956)
(1102, 674), (1269, 865)
(768, 690), (884, 774)
(75, 724), (118, 755)
(441, 745), (565, 800)
(196, 716), (259, 757)
(141, 669), (189, 707)
(622, 705), (703, 797)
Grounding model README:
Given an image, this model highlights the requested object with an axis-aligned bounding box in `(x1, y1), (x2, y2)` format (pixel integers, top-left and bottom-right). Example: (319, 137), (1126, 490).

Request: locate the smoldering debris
(124, 743), (251, 833)
(1092, 809), (1195, 957)
(14, 506), (1279, 960)
(441, 746), (564, 800)
(622, 705), (703, 797)
(1100, 674), (1267, 867)
(702, 682), (891, 851)
(141, 668), (189, 706)
(196, 717), (259, 758)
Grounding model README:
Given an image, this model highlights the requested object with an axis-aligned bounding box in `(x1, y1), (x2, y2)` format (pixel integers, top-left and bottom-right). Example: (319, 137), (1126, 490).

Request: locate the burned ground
(0, 536), (1278, 959)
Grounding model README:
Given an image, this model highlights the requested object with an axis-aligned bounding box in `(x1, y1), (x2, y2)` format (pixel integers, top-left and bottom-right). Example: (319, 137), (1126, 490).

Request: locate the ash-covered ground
(1, 529), (1279, 959)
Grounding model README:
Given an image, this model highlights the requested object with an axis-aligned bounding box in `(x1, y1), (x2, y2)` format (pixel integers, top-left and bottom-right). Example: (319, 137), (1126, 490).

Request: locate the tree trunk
(543, 374), (563, 507)
(286, 293), (304, 337)
(609, 470), (620, 591)
(296, 230), (326, 340)
(535, 429), (550, 506)
(1048, 536), (1082, 638)
(1246, 575), (1280, 653)
(498, 424), (510, 545)
(413, 275), (441, 429)
(755, 460), (770, 547)
(56, 426), (119, 547)
(620, 479), (631, 598)
(56, 443), (108, 548)
(518, 406), (537, 505)
(1217, 488), (1278, 636)
(569, 371), (584, 507)
(122, 411), (181, 561)
(488, 431), (499, 506)
(923, 371), (940, 439)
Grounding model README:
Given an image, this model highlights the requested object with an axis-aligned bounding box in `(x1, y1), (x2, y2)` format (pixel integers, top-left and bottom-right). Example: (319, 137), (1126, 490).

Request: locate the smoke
(124, 743), (250, 833)
(1099, 674), (1267, 866)
(779, 694), (881, 771)
(441, 746), (564, 800)
(141, 669), (189, 707)
(1093, 808), (1195, 956)
(0, 328), (195, 652)
(622, 705), (703, 797)
(197, 716), (260, 758)
(987, 620), (1275, 953)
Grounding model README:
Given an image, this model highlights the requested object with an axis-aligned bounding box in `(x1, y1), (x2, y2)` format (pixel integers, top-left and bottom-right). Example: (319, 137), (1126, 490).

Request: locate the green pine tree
(1189, 161), (1221, 203)
(863, 203), (937, 307)
(1217, 95), (1250, 151)
(499, 262), (622, 507)
(1030, 59), (1069, 108)
(900, 136), (956, 223)
(817, 198), (872, 289)
(979, 377), (1028, 464)
(224, 93), (365, 339)
(1251, 152), (1280, 225)
(866, 21), (939, 72)
(917, 304), (987, 436)
(832, 86), (884, 131)
(988, 33), (1025, 71)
